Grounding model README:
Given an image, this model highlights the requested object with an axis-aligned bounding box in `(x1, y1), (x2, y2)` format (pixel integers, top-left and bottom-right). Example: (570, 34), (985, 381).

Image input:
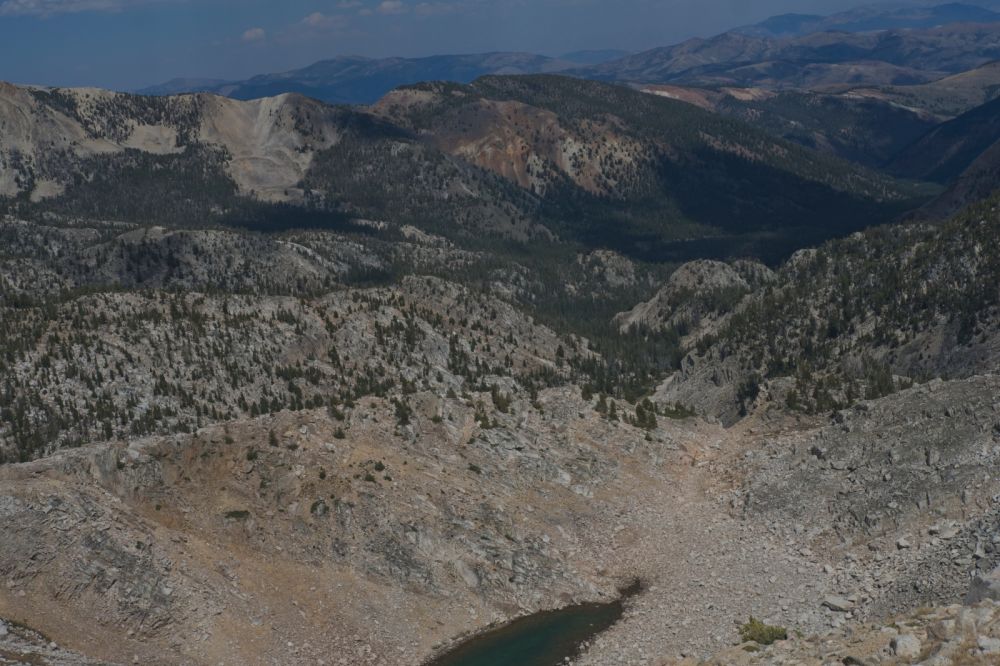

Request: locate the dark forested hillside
(2, 77), (932, 266)
(372, 75), (931, 261)
(658, 193), (1000, 423)
(889, 95), (1000, 183)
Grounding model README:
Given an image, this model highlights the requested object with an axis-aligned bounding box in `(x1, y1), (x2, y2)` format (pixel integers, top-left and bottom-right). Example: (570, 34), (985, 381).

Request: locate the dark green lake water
(425, 584), (638, 666)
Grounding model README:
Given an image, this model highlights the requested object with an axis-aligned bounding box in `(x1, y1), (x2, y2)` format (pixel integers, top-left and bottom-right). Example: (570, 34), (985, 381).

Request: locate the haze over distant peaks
(558, 49), (633, 65)
(138, 3), (1000, 106)
(735, 2), (1000, 37)
(138, 52), (580, 105)
(136, 77), (232, 96)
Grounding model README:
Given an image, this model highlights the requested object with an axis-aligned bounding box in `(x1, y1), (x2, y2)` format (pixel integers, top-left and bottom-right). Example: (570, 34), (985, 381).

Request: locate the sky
(0, 0), (947, 90)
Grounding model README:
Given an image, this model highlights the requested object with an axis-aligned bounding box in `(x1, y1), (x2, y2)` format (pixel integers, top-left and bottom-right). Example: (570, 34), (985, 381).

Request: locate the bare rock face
(374, 84), (654, 199)
(968, 566), (1000, 605)
(0, 84), (353, 203)
(0, 618), (114, 666)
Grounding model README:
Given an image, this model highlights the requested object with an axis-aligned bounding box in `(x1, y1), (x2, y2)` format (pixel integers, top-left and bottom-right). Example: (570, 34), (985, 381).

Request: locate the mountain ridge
(735, 2), (1000, 38)
(1, 76), (929, 264)
(579, 22), (1000, 88)
(137, 52), (580, 106)
(135, 4), (1000, 105)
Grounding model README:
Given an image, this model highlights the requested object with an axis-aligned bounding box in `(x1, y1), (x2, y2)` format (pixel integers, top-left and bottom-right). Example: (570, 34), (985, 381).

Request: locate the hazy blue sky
(0, 0), (941, 89)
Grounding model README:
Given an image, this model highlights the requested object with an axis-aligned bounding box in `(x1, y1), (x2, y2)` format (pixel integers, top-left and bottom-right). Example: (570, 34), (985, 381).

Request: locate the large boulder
(968, 567), (1000, 604)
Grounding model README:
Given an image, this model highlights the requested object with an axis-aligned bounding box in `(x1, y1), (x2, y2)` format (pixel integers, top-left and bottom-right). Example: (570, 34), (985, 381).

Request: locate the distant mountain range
(138, 77), (231, 96)
(734, 2), (1000, 38)
(137, 3), (1000, 105)
(137, 51), (628, 105)
(580, 22), (1000, 88)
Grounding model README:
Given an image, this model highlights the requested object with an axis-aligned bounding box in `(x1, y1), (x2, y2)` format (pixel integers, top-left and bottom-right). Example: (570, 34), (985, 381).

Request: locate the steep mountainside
(640, 84), (940, 167)
(0, 78), (928, 263)
(921, 139), (1000, 217)
(0, 82), (374, 204)
(888, 94), (1000, 183)
(714, 90), (939, 166)
(649, 194), (1000, 424)
(372, 75), (927, 260)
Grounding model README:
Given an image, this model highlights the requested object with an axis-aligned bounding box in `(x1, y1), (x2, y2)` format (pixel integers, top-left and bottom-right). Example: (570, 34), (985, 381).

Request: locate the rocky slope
(614, 259), (773, 337)
(0, 619), (108, 665)
(0, 382), (716, 665)
(573, 373), (1000, 665)
(0, 83), (362, 203)
(8, 365), (1000, 666)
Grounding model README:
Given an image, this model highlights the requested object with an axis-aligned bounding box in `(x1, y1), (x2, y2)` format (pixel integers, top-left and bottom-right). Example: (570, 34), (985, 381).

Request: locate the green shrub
(739, 616), (787, 645)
